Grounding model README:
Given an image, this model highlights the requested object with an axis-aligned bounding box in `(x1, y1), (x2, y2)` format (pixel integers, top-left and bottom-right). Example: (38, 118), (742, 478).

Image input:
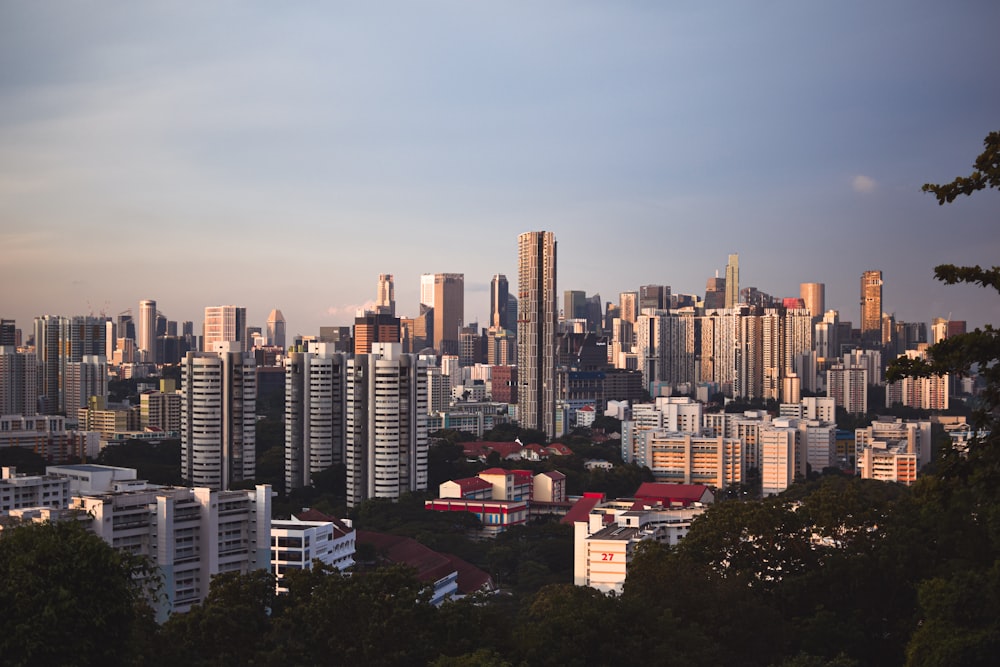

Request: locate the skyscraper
(180, 347), (256, 490)
(285, 343), (346, 491)
(563, 290), (586, 322)
(619, 291), (638, 324)
(203, 305), (247, 352)
(139, 300), (157, 364)
(376, 274), (395, 316)
(432, 273), (464, 355)
(0, 346), (38, 416)
(420, 273), (436, 309)
(705, 276), (726, 310)
(517, 231), (557, 437)
(491, 274), (510, 329)
(33, 315), (105, 414)
(799, 283), (825, 321)
(860, 270), (883, 347)
(639, 284), (670, 312)
(345, 343), (428, 507)
(725, 253), (740, 309)
(266, 309), (286, 349)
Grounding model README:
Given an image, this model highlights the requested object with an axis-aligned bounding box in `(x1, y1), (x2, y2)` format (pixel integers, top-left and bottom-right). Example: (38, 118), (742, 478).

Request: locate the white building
(180, 347), (256, 490)
(72, 484), (271, 621)
(45, 463), (138, 494)
(285, 344), (346, 491)
(271, 516), (356, 593)
(827, 365), (868, 415)
(759, 419), (803, 496)
(1, 466), (70, 513)
(573, 500), (707, 594)
(346, 343), (428, 507)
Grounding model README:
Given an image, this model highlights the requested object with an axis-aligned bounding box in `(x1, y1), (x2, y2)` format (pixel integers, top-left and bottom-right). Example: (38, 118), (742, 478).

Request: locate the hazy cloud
(852, 174), (877, 194)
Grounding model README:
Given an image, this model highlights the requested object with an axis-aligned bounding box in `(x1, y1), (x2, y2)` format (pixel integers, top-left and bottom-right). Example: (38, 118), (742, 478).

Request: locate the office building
(432, 273), (464, 355)
(180, 348), (256, 490)
(266, 309), (286, 349)
(345, 343), (428, 507)
(518, 231), (558, 438)
(138, 299), (157, 364)
(420, 273), (436, 309)
(860, 270), (883, 347)
(725, 253), (740, 308)
(376, 273), (395, 316)
(285, 344), (346, 491)
(353, 311), (401, 355)
(704, 276), (726, 310)
(799, 283), (825, 321)
(563, 290), (586, 323)
(491, 274), (510, 329)
(203, 305), (247, 352)
(639, 284), (670, 312)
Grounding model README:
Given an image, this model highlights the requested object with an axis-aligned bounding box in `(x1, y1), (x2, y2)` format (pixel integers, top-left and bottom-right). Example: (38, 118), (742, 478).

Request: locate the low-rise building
(1, 466), (70, 513)
(271, 514), (355, 593)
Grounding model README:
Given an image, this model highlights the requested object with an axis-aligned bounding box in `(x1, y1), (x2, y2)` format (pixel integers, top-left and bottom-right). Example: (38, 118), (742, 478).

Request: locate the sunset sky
(2, 1), (998, 336)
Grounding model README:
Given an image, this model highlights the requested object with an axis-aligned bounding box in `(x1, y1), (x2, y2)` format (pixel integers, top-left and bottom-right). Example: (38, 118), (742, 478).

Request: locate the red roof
(561, 493), (606, 525)
(443, 554), (495, 594)
(546, 444), (573, 456)
(292, 508), (354, 537)
(461, 441), (524, 460)
(479, 467), (510, 476)
(579, 405), (596, 412)
(633, 483), (712, 506)
(538, 470), (566, 481)
(357, 530), (455, 584)
(451, 477), (493, 492)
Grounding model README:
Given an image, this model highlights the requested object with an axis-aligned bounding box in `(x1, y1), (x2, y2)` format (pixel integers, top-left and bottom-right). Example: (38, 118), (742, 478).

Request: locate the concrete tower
(799, 283), (825, 322)
(491, 274), (510, 329)
(266, 309), (286, 349)
(180, 348), (256, 490)
(376, 274), (395, 316)
(345, 343), (428, 507)
(203, 305), (247, 352)
(432, 273), (464, 355)
(139, 300), (157, 364)
(860, 270), (883, 347)
(725, 253), (740, 309)
(517, 231), (557, 437)
(285, 343), (346, 491)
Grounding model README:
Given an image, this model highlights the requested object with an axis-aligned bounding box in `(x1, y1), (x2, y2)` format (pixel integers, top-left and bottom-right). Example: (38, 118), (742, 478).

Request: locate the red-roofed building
(633, 482), (714, 507)
(424, 498), (529, 538)
(533, 470), (567, 503)
(439, 476), (494, 500)
(357, 530), (459, 605)
(545, 443), (573, 456)
(561, 492), (606, 526)
(576, 404), (597, 427)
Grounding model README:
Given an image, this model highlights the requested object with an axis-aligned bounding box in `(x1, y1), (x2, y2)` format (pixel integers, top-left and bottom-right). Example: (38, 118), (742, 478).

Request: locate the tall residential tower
(517, 231), (557, 438)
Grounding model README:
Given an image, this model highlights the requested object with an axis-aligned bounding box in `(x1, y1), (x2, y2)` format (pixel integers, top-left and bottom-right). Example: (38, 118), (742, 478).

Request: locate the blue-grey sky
(2, 1), (998, 337)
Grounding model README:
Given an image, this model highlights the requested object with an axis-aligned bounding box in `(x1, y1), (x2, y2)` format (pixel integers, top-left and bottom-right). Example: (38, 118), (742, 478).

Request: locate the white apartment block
(285, 344), (346, 491)
(346, 343), (428, 507)
(857, 443), (917, 485)
(271, 517), (356, 593)
(827, 365), (868, 415)
(180, 349), (256, 490)
(759, 420), (804, 496)
(140, 390), (182, 433)
(1, 466), (70, 513)
(72, 484), (271, 621)
(0, 414), (100, 462)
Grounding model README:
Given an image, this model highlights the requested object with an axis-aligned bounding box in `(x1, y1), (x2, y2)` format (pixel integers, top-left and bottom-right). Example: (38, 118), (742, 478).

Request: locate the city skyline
(2, 3), (998, 335)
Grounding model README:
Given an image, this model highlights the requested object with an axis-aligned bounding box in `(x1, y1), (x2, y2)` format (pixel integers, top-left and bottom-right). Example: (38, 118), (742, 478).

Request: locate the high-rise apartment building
(619, 292), (638, 324)
(33, 315), (105, 414)
(266, 309), (286, 349)
(345, 343), (428, 507)
(376, 274), (395, 316)
(491, 274), (510, 329)
(0, 346), (38, 416)
(285, 344), (346, 491)
(799, 283), (825, 321)
(1, 319), (17, 346)
(180, 348), (256, 490)
(64, 355), (108, 424)
(432, 273), (464, 355)
(517, 231), (557, 437)
(203, 305), (247, 352)
(725, 254), (740, 308)
(860, 270), (883, 347)
(139, 299), (157, 364)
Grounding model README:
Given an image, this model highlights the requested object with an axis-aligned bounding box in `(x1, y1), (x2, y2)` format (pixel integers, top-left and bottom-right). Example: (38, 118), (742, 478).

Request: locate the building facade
(517, 231), (557, 438)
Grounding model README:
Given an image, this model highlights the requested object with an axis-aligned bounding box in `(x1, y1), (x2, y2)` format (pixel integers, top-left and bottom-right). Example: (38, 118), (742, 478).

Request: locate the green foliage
(97, 439), (182, 485)
(921, 131), (1000, 204)
(0, 446), (48, 474)
(0, 521), (156, 667)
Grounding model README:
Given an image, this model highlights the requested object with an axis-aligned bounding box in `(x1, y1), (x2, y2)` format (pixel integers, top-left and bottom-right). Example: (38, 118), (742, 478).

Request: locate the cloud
(326, 301), (377, 317)
(852, 174), (876, 194)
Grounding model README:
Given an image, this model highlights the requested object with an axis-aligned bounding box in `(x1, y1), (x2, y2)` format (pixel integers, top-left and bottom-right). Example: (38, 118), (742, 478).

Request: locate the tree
(921, 131), (1000, 204)
(0, 521), (156, 666)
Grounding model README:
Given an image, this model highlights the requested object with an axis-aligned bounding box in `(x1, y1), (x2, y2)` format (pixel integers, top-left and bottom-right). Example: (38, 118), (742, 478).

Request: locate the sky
(2, 1), (999, 338)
